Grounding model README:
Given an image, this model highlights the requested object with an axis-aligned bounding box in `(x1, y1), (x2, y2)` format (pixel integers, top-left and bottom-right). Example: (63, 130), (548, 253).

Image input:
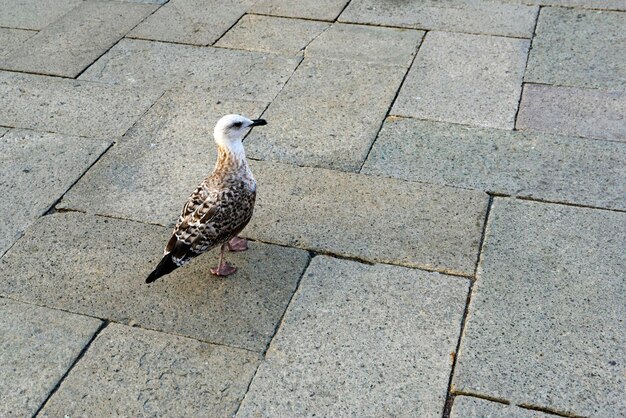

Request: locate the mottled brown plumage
(146, 115), (266, 283)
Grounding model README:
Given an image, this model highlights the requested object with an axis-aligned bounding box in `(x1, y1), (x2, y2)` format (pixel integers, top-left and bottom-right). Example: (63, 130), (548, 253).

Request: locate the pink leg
(210, 244), (237, 276)
(228, 236), (248, 252)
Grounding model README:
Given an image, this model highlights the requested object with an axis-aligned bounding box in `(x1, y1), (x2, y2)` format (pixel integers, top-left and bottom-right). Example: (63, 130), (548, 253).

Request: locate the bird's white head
(213, 114), (267, 151)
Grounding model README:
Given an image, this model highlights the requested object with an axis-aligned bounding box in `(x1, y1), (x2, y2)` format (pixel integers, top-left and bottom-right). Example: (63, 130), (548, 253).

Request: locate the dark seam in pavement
(31, 320), (109, 418)
(245, 12), (336, 23)
(449, 390), (511, 406)
(231, 252), (315, 416)
(518, 402), (587, 418)
(211, 11), (248, 46)
(441, 196), (493, 418)
(513, 5), (541, 128)
(357, 30), (428, 173)
(0, 68), (75, 79)
(72, 0), (171, 80)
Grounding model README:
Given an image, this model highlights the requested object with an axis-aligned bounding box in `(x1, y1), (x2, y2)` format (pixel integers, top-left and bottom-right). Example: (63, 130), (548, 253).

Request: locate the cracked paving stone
(40, 323), (259, 417)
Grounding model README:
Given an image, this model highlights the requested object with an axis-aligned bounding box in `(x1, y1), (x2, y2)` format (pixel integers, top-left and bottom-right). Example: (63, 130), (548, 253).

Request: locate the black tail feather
(146, 253), (179, 283)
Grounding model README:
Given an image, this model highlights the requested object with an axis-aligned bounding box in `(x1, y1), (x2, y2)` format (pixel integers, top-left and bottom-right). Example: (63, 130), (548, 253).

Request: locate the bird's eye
(232, 122), (243, 128)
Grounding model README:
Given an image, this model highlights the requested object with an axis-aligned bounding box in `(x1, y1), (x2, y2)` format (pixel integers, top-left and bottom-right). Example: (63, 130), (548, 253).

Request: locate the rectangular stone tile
(0, 212), (310, 352)
(362, 118), (626, 211)
(525, 8), (625, 91)
(0, 129), (110, 255)
(0, 71), (162, 138)
(453, 198), (626, 417)
(59, 91), (268, 226)
(451, 396), (553, 418)
(0, 1), (157, 77)
(517, 84), (626, 141)
(215, 14), (330, 55)
(79, 38), (301, 102)
(499, 0), (625, 11)
(129, 0), (254, 45)
(392, 31), (529, 129)
(0, 28), (36, 57)
(339, 0), (538, 38)
(0, 0), (81, 30)
(0, 298), (102, 417)
(305, 23), (423, 66)
(238, 256), (469, 417)
(250, 0), (350, 20)
(245, 161), (488, 276)
(40, 324), (259, 417)
(246, 58), (407, 171)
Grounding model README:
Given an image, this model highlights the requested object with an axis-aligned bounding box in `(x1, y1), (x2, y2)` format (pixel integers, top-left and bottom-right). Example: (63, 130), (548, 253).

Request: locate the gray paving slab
(305, 23), (423, 66)
(246, 58), (407, 171)
(453, 198), (626, 417)
(450, 396), (552, 418)
(0, 71), (162, 138)
(391, 31), (529, 129)
(0, 127), (8, 137)
(59, 91), (268, 226)
(250, 0), (350, 20)
(129, 0), (254, 45)
(339, 0), (538, 38)
(362, 118), (626, 211)
(0, 212), (310, 352)
(0, 1), (157, 77)
(0, 298), (102, 417)
(238, 256), (469, 417)
(499, 0), (626, 11)
(79, 38), (301, 102)
(215, 14), (330, 55)
(40, 324), (259, 417)
(0, 0), (82, 30)
(0, 129), (110, 255)
(244, 160), (488, 276)
(525, 8), (626, 91)
(517, 84), (626, 142)
(0, 28), (36, 57)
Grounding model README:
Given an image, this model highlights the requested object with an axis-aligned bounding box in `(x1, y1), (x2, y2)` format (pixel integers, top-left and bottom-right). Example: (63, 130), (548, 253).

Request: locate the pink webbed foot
(210, 261), (237, 276)
(228, 236), (248, 252)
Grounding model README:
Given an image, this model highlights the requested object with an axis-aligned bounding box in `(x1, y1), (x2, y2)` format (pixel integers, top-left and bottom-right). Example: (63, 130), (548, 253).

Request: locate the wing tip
(145, 253), (179, 284)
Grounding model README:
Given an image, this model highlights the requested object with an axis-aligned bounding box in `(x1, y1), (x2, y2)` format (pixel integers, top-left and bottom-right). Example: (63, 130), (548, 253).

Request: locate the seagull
(146, 114), (267, 283)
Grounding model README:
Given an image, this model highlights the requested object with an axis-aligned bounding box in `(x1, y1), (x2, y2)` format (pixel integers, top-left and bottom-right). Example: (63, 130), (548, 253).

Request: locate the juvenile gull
(146, 114), (267, 283)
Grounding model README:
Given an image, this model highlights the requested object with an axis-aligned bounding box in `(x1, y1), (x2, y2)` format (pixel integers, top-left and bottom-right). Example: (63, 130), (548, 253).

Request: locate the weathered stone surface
(0, 0), (81, 30)
(0, 28), (36, 57)
(453, 198), (626, 417)
(245, 161), (488, 276)
(305, 23), (423, 66)
(238, 256), (469, 416)
(40, 324), (259, 417)
(526, 8), (626, 91)
(59, 91), (268, 225)
(516, 84), (626, 141)
(129, 0), (253, 45)
(0, 129), (110, 255)
(215, 14), (329, 55)
(499, 0), (625, 11)
(450, 396), (552, 418)
(0, 212), (310, 352)
(0, 1), (157, 77)
(246, 58), (407, 171)
(0, 127), (8, 137)
(250, 0), (350, 20)
(0, 298), (102, 417)
(362, 118), (626, 211)
(79, 38), (301, 102)
(392, 31), (529, 129)
(339, 0), (538, 38)
(0, 71), (162, 138)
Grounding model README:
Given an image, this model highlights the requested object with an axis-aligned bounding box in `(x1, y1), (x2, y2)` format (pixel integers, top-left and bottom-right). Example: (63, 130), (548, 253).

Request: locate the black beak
(250, 119), (267, 127)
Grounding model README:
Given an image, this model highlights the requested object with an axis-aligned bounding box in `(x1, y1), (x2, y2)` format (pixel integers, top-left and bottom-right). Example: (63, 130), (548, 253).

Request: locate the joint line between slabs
(32, 321), (109, 417)
(357, 30), (428, 173)
(211, 10), (248, 46)
(514, 5), (541, 129)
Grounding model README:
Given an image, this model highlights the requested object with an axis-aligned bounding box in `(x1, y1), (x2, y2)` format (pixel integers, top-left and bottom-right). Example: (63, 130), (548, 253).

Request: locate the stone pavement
(0, 0), (624, 417)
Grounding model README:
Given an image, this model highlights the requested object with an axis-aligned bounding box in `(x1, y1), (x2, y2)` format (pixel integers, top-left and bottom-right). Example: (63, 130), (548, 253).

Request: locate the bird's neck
(215, 143), (248, 173)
